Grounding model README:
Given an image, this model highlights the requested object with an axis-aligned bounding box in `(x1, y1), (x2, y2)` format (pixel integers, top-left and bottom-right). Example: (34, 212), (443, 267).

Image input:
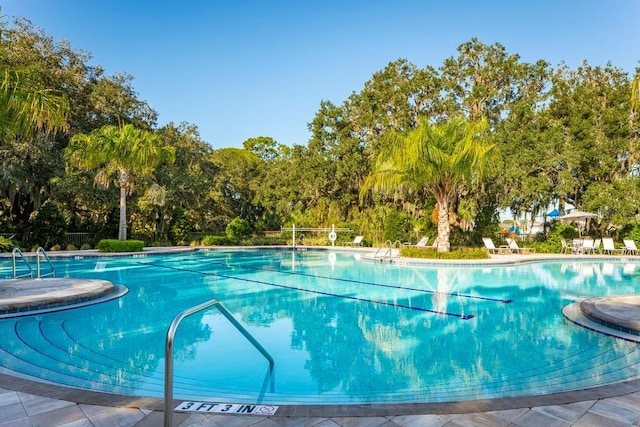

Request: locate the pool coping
(3, 244), (640, 265)
(2, 371), (640, 417)
(2, 246), (640, 418)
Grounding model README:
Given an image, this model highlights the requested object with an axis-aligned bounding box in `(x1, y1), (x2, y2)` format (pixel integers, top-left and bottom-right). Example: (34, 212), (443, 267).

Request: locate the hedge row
(97, 239), (145, 252)
(400, 247), (490, 259)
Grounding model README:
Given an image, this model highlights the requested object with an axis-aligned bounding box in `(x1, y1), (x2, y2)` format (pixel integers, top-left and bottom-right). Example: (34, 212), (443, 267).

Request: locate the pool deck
(2, 247), (640, 426)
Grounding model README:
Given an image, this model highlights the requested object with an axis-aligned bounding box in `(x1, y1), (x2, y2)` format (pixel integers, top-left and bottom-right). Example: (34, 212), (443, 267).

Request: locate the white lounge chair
(623, 239), (638, 255)
(506, 238), (535, 254)
(579, 238), (596, 254)
(601, 237), (623, 255)
(483, 237), (509, 254)
(345, 235), (363, 246)
(403, 237), (428, 248)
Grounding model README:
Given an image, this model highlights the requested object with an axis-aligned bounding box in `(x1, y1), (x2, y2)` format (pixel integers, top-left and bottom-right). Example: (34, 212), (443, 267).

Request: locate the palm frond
(0, 68), (69, 136)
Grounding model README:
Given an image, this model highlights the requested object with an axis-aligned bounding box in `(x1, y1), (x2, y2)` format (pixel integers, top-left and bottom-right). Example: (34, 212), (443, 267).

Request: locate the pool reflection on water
(1, 249), (639, 404)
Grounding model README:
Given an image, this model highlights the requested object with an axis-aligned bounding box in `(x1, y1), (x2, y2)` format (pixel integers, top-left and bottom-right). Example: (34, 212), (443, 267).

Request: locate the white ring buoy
(328, 231), (337, 242)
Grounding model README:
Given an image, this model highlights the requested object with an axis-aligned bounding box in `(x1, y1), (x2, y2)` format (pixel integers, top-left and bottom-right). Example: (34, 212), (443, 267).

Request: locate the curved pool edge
(2, 371), (640, 417)
(4, 244), (640, 267)
(563, 299), (640, 344)
(0, 278), (128, 319)
(4, 246), (640, 417)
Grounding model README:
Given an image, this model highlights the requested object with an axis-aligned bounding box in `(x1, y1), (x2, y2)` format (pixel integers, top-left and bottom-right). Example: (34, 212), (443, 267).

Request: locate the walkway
(2, 375), (640, 426)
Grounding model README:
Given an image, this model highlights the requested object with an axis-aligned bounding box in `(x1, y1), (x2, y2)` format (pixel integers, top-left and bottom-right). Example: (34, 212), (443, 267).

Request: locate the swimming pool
(1, 248), (639, 405)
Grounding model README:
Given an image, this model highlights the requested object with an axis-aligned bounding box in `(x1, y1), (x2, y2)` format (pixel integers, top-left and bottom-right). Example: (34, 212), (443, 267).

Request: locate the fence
(64, 233), (94, 246)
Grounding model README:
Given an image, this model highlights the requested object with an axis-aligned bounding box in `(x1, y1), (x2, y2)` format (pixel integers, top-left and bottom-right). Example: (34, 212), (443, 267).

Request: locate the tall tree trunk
(436, 196), (451, 252)
(119, 184), (127, 240)
(118, 169), (129, 241)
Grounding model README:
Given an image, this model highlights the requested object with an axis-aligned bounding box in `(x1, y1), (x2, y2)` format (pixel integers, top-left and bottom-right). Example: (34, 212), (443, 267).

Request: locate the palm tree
(0, 67), (69, 137)
(1, 11), (67, 136)
(361, 118), (497, 252)
(65, 124), (176, 240)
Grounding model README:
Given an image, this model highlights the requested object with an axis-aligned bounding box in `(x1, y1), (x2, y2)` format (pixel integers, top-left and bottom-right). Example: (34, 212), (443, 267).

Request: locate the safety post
(328, 224), (337, 247)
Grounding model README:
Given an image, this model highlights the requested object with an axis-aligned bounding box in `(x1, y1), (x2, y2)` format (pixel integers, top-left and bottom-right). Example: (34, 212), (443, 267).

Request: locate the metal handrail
(374, 240), (402, 260)
(374, 240), (389, 259)
(164, 299), (274, 427)
(36, 247), (56, 278)
(11, 248), (33, 279)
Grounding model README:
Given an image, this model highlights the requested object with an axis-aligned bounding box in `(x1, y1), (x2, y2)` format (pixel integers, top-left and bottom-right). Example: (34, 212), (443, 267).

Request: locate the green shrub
(400, 247), (489, 259)
(29, 202), (67, 249)
(226, 217), (253, 240)
(168, 207), (192, 244)
(258, 211), (283, 231)
(383, 210), (411, 243)
(541, 223), (579, 253)
(80, 243), (92, 250)
(95, 208), (120, 241)
(97, 239), (144, 252)
(201, 235), (238, 246)
(527, 240), (556, 254)
(292, 235), (324, 246)
(66, 244), (77, 251)
(621, 225), (640, 242)
(248, 236), (287, 245)
(0, 236), (15, 252)
(50, 244), (61, 251)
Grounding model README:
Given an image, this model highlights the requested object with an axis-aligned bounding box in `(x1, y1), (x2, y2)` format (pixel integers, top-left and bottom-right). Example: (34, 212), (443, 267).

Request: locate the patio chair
(426, 238), (438, 250)
(623, 239), (638, 255)
(482, 237), (509, 254)
(579, 238), (596, 255)
(506, 238), (535, 254)
(601, 237), (623, 255)
(573, 239), (582, 251)
(403, 237), (428, 248)
(560, 238), (576, 254)
(345, 235), (363, 246)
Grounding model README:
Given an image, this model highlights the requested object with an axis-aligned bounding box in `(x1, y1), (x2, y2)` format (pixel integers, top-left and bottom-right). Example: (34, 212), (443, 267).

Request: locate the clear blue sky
(3, 0), (639, 149)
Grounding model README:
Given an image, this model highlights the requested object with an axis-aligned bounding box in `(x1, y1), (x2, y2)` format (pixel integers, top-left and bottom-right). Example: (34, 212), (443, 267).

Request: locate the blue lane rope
(203, 260), (513, 304)
(140, 262), (475, 320)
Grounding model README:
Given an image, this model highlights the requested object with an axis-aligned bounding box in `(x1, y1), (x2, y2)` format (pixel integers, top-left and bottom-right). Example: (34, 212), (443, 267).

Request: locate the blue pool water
(1, 248), (639, 404)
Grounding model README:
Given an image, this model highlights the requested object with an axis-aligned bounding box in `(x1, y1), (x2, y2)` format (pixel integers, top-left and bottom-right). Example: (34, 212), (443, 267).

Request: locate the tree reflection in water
(2, 251), (638, 403)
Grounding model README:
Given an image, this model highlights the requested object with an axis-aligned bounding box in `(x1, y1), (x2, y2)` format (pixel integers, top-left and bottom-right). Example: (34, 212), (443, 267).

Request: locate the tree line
(1, 15), (639, 250)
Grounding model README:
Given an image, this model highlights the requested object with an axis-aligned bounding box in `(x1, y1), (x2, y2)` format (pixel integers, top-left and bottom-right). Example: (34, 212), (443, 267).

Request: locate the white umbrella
(559, 210), (600, 237)
(559, 210), (599, 220)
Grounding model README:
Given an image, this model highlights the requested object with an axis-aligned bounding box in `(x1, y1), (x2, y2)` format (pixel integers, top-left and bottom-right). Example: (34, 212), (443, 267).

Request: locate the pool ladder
(374, 240), (401, 261)
(164, 299), (275, 427)
(11, 247), (56, 279)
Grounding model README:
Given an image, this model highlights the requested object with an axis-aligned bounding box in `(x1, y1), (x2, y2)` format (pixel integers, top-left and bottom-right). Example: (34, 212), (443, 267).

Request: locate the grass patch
(400, 247), (490, 259)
